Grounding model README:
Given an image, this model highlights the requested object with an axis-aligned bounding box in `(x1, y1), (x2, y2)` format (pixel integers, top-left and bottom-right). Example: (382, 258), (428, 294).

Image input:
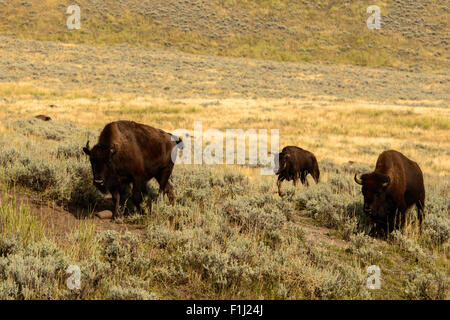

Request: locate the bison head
(83, 141), (117, 193)
(354, 172), (391, 220)
(275, 152), (290, 174)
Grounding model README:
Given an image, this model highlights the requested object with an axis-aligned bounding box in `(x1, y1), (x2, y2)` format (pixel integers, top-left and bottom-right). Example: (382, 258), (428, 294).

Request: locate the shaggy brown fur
(355, 150), (425, 233)
(83, 120), (183, 218)
(275, 146), (320, 196)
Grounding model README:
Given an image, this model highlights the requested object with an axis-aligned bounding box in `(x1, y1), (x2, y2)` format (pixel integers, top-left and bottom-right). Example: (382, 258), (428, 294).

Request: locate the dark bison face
(83, 141), (117, 193)
(354, 173), (391, 220)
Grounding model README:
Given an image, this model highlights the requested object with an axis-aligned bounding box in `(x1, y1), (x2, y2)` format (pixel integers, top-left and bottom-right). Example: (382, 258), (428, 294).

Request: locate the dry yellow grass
(1, 82), (448, 176)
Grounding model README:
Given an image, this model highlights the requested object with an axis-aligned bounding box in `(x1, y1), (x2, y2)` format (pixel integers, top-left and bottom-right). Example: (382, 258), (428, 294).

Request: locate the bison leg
(300, 171), (309, 186)
(111, 189), (122, 219)
(164, 182), (175, 204)
(157, 167), (175, 204)
(399, 212), (406, 231)
(131, 179), (147, 214)
(117, 182), (130, 206)
(391, 208), (406, 232)
(277, 175), (285, 196)
(416, 199), (425, 233)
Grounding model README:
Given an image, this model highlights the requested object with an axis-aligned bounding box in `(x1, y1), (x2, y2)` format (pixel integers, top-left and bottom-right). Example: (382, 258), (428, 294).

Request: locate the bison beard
(275, 146), (320, 196)
(83, 120), (183, 218)
(354, 150), (425, 235)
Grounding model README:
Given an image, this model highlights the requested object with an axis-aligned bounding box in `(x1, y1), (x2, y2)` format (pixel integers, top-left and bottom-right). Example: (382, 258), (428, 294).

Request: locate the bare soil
(0, 188), (146, 238)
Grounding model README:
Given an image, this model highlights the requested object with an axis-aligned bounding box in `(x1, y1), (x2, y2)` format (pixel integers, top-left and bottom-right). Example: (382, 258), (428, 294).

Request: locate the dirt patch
(0, 188), (146, 238)
(297, 215), (348, 249)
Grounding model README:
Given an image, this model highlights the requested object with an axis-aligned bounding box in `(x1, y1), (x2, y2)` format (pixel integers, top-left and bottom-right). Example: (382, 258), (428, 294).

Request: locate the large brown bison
(275, 146), (320, 196)
(354, 150), (425, 233)
(83, 120), (183, 218)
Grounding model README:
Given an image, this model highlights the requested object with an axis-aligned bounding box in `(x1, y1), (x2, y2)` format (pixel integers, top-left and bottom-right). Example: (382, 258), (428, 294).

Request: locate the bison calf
(275, 146), (320, 196)
(83, 120), (183, 218)
(354, 150), (425, 234)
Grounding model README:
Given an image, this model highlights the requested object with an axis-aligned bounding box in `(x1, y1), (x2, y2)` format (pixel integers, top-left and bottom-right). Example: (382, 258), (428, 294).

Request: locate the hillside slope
(0, 0), (448, 71)
(0, 36), (448, 104)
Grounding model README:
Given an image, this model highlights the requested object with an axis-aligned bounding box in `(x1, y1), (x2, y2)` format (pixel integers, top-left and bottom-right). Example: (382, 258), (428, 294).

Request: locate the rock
(95, 210), (113, 219)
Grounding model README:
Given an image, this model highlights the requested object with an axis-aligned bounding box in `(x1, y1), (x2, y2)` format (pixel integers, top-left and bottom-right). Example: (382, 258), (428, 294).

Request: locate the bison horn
(83, 140), (91, 155)
(354, 173), (363, 185)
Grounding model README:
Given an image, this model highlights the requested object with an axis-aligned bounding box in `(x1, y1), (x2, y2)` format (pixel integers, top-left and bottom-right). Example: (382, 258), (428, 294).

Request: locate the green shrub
(8, 119), (83, 141)
(390, 230), (430, 262)
(308, 264), (371, 300)
(404, 268), (448, 300)
(97, 231), (150, 275)
(424, 214), (449, 246)
(0, 234), (21, 257)
(107, 285), (158, 300)
(349, 233), (382, 265)
(0, 239), (71, 299)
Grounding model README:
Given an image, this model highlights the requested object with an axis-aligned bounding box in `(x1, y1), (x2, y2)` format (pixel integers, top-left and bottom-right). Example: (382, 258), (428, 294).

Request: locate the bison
(35, 115), (52, 121)
(83, 120), (183, 218)
(354, 150), (425, 234)
(275, 146), (320, 196)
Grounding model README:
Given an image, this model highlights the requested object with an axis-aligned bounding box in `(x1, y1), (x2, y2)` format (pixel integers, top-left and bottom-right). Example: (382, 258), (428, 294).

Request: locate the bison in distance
(275, 146), (320, 196)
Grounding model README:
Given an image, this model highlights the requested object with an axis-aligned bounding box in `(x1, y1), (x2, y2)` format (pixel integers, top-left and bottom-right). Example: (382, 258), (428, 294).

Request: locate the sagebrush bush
(147, 224), (185, 250)
(150, 263), (190, 286)
(98, 231), (150, 275)
(423, 214), (449, 246)
(0, 119), (104, 208)
(421, 189), (450, 247)
(0, 118), (448, 300)
(404, 268), (448, 300)
(349, 233), (383, 265)
(53, 143), (85, 160)
(295, 244), (372, 300)
(319, 160), (370, 175)
(12, 159), (60, 192)
(0, 237), (71, 299)
(306, 264), (371, 300)
(8, 119), (83, 141)
(0, 234), (21, 257)
(107, 285), (158, 300)
(390, 230), (430, 262)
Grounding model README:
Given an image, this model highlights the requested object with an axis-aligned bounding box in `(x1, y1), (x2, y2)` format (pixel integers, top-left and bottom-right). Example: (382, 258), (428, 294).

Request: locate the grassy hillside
(0, 113), (448, 300)
(0, 80), (448, 299)
(0, 0), (448, 300)
(0, 0), (448, 71)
